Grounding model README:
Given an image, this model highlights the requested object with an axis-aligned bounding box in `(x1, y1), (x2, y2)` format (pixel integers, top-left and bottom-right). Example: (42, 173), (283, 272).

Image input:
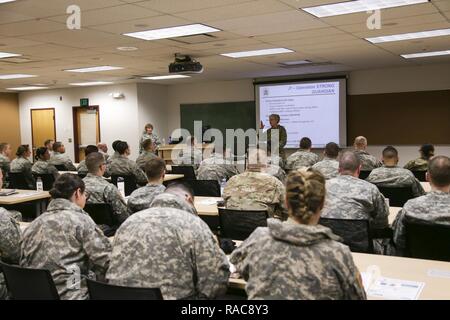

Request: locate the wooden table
(0, 189), (50, 205)
(195, 196), (222, 216)
(164, 174), (184, 182)
(421, 182), (431, 193)
(158, 143), (214, 165)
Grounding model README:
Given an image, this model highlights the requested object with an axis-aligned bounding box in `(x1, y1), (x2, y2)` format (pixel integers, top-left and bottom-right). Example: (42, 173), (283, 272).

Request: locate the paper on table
(11, 192), (41, 198)
(367, 277), (425, 300)
(198, 198), (222, 205)
(427, 269), (450, 279)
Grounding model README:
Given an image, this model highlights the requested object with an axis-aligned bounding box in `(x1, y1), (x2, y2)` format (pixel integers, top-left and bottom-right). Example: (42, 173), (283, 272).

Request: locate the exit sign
(80, 98), (89, 107)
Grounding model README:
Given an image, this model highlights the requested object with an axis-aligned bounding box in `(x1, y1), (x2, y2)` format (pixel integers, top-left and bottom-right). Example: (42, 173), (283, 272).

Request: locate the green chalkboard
(180, 101), (256, 144)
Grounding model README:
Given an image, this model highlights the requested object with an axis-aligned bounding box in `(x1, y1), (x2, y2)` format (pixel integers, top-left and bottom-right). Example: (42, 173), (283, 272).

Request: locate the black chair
(33, 173), (55, 191)
(411, 170), (427, 182)
(319, 218), (373, 253)
(377, 186), (415, 207)
(0, 260), (59, 300)
(78, 173), (87, 179)
(111, 175), (137, 196)
(359, 170), (372, 180)
(171, 165), (196, 180)
(405, 221), (450, 262)
(54, 164), (69, 171)
(218, 208), (268, 241)
(86, 278), (163, 300)
(185, 180), (220, 197)
(8, 172), (34, 190)
(83, 203), (115, 226)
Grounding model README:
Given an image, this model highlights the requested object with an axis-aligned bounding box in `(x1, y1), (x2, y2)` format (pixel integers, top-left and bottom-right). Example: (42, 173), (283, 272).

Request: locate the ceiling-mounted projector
(169, 53), (203, 74)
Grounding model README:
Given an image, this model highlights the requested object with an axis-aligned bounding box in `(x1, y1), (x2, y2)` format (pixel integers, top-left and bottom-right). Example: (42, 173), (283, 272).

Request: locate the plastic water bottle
(220, 178), (227, 196)
(117, 177), (125, 198)
(162, 138), (166, 145)
(36, 177), (43, 192)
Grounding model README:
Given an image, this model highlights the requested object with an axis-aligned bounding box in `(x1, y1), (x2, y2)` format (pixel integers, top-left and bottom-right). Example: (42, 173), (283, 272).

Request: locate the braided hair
(286, 168), (326, 223)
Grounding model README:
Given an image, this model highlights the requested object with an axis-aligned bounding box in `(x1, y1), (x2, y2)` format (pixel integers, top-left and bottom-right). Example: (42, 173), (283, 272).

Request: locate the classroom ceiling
(0, 0), (449, 91)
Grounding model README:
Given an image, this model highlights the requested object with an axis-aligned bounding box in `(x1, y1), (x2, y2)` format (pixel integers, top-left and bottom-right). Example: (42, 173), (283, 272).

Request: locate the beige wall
(0, 92), (21, 159)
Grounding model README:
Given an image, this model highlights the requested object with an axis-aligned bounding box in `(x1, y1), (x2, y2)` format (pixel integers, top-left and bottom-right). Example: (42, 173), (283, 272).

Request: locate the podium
(157, 144), (214, 164)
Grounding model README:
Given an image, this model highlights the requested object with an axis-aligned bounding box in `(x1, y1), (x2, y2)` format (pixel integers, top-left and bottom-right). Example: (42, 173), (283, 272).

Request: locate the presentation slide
(256, 79), (347, 148)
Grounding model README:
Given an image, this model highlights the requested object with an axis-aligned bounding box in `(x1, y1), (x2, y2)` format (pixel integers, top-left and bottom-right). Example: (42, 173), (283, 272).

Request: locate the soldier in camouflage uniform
(77, 145), (108, 177)
(230, 169), (366, 300)
(109, 141), (148, 186)
(366, 146), (425, 197)
(174, 137), (203, 170)
(128, 158), (166, 213)
(135, 139), (158, 171)
(263, 163), (286, 183)
(0, 142), (12, 188)
(32, 147), (59, 179)
(312, 142), (340, 179)
(260, 114), (288, 160)
(150, 183), (198, 216)
(223, 149), (287, 220)
(404, 143), (435, 171)
(20, 174), (112, 300)
(83, 152), (130, 227)
(10, 145), (35, 189)
(49, 142), (77, 171)
(197, 150), (239, 183)
(97, 143), (110, 162)
(44, 139), (55, 157)
(139, 123), (161, 154)
(106, 140), (121, 165)
(285, 137), (320, 170)
(0, 170), (22, 300)
(353, 136), (382, 170)
(106, 184), (229, 299)
(321, 151), (389, 252)
(392, 156), (450, 256)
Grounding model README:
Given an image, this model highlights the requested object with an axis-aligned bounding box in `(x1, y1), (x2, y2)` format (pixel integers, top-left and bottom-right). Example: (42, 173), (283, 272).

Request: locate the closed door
(31, 109), (56, 157)
(73, 106), (100, 162)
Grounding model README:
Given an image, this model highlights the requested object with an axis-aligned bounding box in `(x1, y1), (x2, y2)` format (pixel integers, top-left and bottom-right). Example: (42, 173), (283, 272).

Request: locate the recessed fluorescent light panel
(6, 86), (48, 91)
(366, 28), (450, 43)
(123, 24), (221, 40)
(401, 50), (450, 59)
(70, 81), (114, 86)
(142, 75), (190, 80)
(0, 74), (37, 80)
(221, 48), (294, 58)
(303, 0), (429, 18)
(0, 52), (21, 59)
(0, 0), (16, 4)
(65, 66), (123, 73)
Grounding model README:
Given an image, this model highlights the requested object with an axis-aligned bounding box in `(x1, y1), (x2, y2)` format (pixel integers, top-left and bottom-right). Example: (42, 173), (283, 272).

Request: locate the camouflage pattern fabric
(0, 154), (10, 188)
(135, 151), (158, 171)
(263, 164), (286, 184)
(403, 157), (428, 171)
(312, 158), (339, 179)
(109, 155), (148, 186)
(285, 150), (319, 170)
(197, 153), (239, 183)
(354, 150), (382, 171)
(10, 156), (35, 189)
(32, 159), (59, 179)
(49, 152), (77, 171)
(127, 183), (166, 213)
(366, 166), (425, 197)
(150, 193), (198, 216)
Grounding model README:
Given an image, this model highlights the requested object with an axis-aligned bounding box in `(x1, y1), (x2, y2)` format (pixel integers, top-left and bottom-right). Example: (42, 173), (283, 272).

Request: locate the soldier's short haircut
(44, 139), (53, 147)
(0, 142), (9, 153)
(16, 144), (30, 157)
(116, 141), (129, 155)
(142, 139), (154, 151)
(354, 136), (367, 148)
(420, 143), (435, 160)
(339, 151), (361, 173)
(165, 182), (194, 199)
(145, 158), (166, 180)
(299, 137), (312, 149)
(382, 146), (398, 159)
(52, 141), (63, 152)
(428, 156), (450, 187)
(112, 140), (122, 152)
(85, 145), (99, 157)
(325, 142), (340, 158)
(144, 123), (153, 130)
(50, 173), (85, 200)
(85, 152), (105, 174)
(269, 114), (280, 122)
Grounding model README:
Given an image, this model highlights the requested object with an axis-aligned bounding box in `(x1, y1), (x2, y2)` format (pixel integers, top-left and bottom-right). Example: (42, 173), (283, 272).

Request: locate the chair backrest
(0, 260), (59, 300)
(171, 165), (196, 180)
(9, 172), (33, 190)
(377, 186), (415, 207)
(86, 278), (163, 300)
(78, 173), (87, 179)
(54, 164), (68, 171)
(110, 175), (137, 196)
(218, 208), (268, 241)
(185, 180), (220, 197)
(33, 173), (55, 191)
(411, 170), (427, 182)
(83, 203), (115, 226)
(319, 218), (373, 253)
(405, 221), (450, 262)
(359, 170), (372, 180)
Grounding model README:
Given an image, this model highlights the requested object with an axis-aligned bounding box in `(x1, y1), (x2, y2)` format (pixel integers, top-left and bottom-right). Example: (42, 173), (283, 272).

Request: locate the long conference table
(58, 172), (184, 183)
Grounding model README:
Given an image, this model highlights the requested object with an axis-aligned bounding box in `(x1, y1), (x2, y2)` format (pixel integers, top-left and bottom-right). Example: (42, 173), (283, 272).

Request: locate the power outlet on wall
(68, 138), (72, 143)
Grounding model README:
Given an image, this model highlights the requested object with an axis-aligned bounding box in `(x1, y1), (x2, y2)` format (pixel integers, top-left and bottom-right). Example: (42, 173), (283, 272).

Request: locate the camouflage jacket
(83, 174), (130, 225)
(322, 175), (389, 230)
(354, 150), (382, 171)
(107, 152), (119, 165)
(150, 192), (198, 216)
(139, 132), (161, 152)
(10, 156), (35, 189)
(197, 153), (239, 182)
(20, 198), (112, 300)
(392, 191), (450, 256)
(127, 183), (166, 213)
(135, 151), (158, 171)
(78, 160), (111, 178)
(263, 164), (286, 183)
(49, 152), (77, 171)
(109, 155), (148, 186)
(403, 157), (428, 171)
(285, 150), (319, 170)
(223, 171), (287, 220)
(0, 154), (10, 188)
(230, 218), (366, 300)
(265, 125), (287, 157)
(366, 166), (425, 197)
(32, 159), (59, 179)
(0, 208), (22, 300)
(312, 158), (339, 179)
(106, 206), (230, 299)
